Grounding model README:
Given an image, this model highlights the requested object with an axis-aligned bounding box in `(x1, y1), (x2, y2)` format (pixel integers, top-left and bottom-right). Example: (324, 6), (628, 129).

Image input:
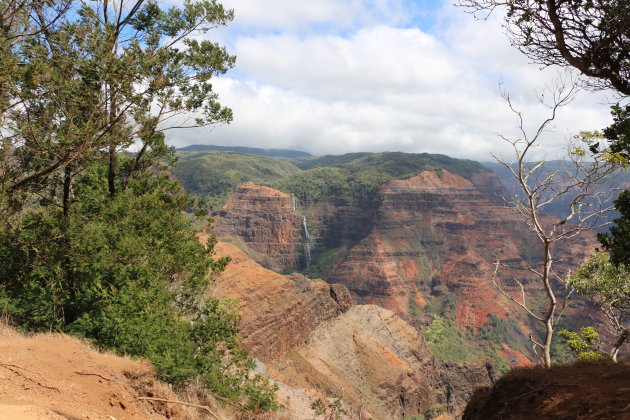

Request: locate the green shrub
(559, 327), (606, 361)
(0, 168), (279, 411)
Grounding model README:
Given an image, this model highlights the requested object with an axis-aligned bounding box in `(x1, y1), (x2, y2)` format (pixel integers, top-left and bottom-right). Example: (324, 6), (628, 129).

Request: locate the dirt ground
(463, 360), (630, 420)
(0, 324), (188, 420)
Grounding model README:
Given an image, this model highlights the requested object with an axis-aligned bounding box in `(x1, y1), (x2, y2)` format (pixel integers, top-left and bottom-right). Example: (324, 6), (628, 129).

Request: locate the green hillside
(281, 152), (488, 200)
(172, 150), (490, 204)
(172, 151), (301, 208)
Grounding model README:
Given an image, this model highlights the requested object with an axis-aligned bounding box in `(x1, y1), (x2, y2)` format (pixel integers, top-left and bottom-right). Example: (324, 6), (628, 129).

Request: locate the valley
(175, 147), (609, 418)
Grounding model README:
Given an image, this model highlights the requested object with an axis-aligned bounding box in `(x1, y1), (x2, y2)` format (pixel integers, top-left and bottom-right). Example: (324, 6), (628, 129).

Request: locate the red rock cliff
(212, 241), (493, 419)
(214, 183), (304, 270)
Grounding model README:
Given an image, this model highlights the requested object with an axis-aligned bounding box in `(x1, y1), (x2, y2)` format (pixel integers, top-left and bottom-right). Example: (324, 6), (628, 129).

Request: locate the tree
(558, 326), (606, 360)
(490, 76), (617, 367)
(1, 0), (235, 213)
(457, 0), (630, 95)
(458, 0), (630, 365)
(0, 0), (280, 411)
(567, 252), (629, 361)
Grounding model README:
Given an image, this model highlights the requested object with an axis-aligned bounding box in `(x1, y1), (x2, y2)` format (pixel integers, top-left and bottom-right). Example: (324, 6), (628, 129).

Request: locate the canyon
(212, 241), (494, 419)
(213, 168), (595, 330)
(182, 150), (608, 418)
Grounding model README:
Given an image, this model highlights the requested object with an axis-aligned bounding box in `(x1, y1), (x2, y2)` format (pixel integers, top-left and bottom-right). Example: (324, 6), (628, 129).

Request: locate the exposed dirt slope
(0, 328), (188, 419)
(463, 361), (630, 420)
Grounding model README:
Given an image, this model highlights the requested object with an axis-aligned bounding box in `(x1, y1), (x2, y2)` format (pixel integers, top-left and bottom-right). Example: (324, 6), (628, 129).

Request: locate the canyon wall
(215, 183), (304, 270)
(214, 169), (596, 332)
(212, 241), (493, 419)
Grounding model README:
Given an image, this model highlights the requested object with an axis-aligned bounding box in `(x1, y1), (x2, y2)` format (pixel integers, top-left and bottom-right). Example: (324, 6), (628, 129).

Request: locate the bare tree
(491, 76), (618, 367)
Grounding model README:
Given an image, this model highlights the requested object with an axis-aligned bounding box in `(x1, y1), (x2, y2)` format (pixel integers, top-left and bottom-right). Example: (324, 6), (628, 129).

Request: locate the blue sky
(168, 0), (616, 161)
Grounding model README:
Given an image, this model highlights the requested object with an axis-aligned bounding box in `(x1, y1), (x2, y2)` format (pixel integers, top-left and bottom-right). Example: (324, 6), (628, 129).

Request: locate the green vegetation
(171, 150), (490, 204)
(423, 303), (532, 375)
(403, 405), (445, 420)
(478, 313), (529, 355)
(302, 244), (349, 279)
(568, 252), (629, 361)
(423, 316), (480, 363)
(173, 151), (301, 208)
(425, 289), (456, 320)
(0, 0), (278, 412)
(278, 152), (488, 201)
(559, 327), (606, 361)
(311, 395), (348, 420)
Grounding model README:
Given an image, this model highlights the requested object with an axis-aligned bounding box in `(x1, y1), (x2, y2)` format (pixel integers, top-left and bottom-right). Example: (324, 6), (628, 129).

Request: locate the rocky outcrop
(324, 170), (524, 324)
(214, 183), (304, 270)
(269, 305), (493, 419)
(213, 241), (493, 419)
(212, 242), (352, 362)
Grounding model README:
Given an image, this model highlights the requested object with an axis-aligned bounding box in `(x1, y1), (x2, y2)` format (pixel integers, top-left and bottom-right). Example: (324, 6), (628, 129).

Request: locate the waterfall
(302, 216), (313, 270)
(292, 198), (298, 211)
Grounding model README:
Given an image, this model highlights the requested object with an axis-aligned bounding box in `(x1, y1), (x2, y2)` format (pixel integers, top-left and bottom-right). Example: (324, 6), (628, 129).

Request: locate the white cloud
(167, 0), (617, 162)
(220, 0), (410, 32)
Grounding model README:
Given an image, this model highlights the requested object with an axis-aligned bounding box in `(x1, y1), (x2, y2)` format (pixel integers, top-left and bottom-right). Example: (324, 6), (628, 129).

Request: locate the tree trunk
(108, 144), (116, 197)
(542, 241), (556, 368)
(62, 165), (72, 218)
(610, 329), (629, 362)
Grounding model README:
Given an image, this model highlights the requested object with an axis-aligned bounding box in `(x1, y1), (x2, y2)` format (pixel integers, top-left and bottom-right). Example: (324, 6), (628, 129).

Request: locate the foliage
(424, 316), (480, 363)
(0, 169), (279, 410)
(172, 150), (491, 210)
(0, 0), (279, 411)
(2, 0), (235, 212)
(172, 151), (301, 208)
(603, 104), (630, 162)
(559, 327), (606, 361)
(458, 0), (630, 95)
(425, 292), (456, 321)
(569, 252), (629, 361)
(276, 152), (488, 201)
(311, 395), (348, 420)
(478, 313), (529, 355)
(598, 192), (630, 266)
(403, 405), (445, 420)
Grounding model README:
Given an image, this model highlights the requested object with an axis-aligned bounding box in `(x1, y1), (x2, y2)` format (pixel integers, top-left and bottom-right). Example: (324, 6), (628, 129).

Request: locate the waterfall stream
(302, 216), (313, 270)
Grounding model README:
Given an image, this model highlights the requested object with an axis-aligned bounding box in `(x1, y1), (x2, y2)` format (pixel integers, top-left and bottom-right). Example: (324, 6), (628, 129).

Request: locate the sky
(167, 0), (619, 162)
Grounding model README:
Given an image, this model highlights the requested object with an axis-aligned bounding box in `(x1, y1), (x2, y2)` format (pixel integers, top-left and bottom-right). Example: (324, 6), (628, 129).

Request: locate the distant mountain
(176, 144), (312, 158)
(483, 160), (630, 230)
(172, 150), (493, 207)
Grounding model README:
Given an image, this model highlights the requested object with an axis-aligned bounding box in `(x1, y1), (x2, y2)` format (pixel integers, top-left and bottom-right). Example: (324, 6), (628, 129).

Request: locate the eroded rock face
(214, 183), (304, 270)
(214, 171), (595, 332)
(212, 242), (352, 362)
(271, 305), (436, 419)
(323, 170), (520, 324)
(269, 305), (493, 419)
(325, 170), (596, 328)
(213, 241), (492, 419)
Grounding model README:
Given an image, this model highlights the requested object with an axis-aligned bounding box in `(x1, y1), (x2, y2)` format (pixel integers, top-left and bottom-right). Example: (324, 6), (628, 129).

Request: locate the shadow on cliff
(463, 360), (630, 420)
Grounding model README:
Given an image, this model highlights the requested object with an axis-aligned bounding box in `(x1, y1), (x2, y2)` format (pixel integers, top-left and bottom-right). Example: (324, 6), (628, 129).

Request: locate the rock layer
(213, 241), (492, 419)
(213, 242), (352, 362)
(325, 170), (596, 328)
(215, 183), (304, 270)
